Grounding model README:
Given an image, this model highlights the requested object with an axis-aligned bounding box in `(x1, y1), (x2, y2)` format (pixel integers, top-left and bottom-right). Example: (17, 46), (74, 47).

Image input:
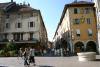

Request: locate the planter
(77, 52), (96, 61)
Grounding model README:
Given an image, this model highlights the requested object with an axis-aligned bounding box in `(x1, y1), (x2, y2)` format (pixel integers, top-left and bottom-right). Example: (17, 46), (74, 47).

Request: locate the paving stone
(0, 55), (100, 67)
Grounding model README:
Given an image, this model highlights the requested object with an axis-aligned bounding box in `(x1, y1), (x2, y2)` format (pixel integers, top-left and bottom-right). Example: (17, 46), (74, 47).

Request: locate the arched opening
(61, 38), (68, 56)
(86, 41), (97, 52)
(74, 42), (84, 54)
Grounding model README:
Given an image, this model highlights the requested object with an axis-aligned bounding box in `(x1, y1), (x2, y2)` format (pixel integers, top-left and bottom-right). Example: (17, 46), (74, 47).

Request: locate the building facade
(93, 0), (100, 54)
(53, 1), (98, 56)
(0, 1), (48, 51)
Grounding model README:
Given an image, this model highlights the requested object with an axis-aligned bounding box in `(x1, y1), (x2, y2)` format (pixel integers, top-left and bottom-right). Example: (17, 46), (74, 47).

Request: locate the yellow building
(53, 1), (98, 55)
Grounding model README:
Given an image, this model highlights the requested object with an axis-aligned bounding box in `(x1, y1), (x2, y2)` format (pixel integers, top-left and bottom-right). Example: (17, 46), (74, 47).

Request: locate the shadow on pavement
(38, 65), (54, 67)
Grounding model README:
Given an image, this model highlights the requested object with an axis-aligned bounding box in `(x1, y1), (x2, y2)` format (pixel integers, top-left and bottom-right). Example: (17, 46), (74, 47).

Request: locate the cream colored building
(0, 1), (48, 50)
(53, 1), (98, 56)
(93, 0), (100, 54)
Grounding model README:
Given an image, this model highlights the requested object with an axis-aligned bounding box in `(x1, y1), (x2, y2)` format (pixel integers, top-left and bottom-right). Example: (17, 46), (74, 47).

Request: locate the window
(13, 33), (23, 41)
(17, 23), (22, 28)
(76, 29), (80, 36)
(6, 23), (10, 29)
(88, 29), (92, 36)
(87, 18), (91, 24)
(29, 33), (33, 40)
(30, 33), (33, 38)
(13, 33), (20, 41)
(74, 19), (80, 24)
(4, 33), (8, 39)
(21, 33), (23, 40)
(84, 8), (90, 14)
(74, 8), (80, 14)
(29, 21), (35, 27)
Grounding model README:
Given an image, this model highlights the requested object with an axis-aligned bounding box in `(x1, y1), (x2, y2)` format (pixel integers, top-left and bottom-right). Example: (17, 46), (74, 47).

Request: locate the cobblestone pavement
(0, 55), (100, 67)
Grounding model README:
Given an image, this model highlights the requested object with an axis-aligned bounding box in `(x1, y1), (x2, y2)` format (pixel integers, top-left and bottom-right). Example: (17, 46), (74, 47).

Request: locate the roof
(66, 1), (94, 7)
(70, 1), (94, 5)
(0, 2), (38, 13)
(53, 1), (94, 39)
(0, 2), (11, 8)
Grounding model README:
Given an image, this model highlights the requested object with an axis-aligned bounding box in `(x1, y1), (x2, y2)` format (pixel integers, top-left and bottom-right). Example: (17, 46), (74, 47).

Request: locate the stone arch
(86, 41), (97, 52)
(74, 41), (84, 54)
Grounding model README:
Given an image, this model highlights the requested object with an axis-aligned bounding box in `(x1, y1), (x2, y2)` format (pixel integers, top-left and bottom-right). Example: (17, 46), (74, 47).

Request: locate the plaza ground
(0, 55), (100, 67)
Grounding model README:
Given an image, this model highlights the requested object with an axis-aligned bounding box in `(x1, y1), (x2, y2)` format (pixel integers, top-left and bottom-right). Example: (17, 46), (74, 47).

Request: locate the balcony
(2, 39), (9, 42)
(0, 39), (9, 44)
(0, 38), (39, 44)
(13, 38), (39, 44)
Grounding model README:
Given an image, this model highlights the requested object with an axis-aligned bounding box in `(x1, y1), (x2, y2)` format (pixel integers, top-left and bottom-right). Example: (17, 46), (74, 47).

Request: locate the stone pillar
(70, 41), (74, 55)
(84, 43), (87, 51)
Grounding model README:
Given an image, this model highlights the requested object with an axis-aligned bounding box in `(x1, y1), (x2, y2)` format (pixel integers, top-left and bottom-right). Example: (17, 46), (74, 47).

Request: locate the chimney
(11, 0), (13, 2)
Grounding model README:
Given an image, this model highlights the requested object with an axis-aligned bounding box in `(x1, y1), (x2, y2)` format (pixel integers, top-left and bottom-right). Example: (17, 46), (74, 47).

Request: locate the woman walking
(23, 48), (30, 67)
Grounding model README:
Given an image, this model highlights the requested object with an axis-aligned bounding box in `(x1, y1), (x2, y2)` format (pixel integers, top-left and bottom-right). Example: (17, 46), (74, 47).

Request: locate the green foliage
(0, 42), (17, 57)
(8, 51), (17, 57)
(0, 50), (5, 56)
(6, 42), (16, 51)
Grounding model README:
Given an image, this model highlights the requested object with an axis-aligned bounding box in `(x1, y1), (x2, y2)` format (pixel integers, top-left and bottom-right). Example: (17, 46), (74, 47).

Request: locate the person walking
(29, 47), (36, 66)
(23, 48), (30, 67)
(17, 48), (23, 64)
(18, 48), (23, 57)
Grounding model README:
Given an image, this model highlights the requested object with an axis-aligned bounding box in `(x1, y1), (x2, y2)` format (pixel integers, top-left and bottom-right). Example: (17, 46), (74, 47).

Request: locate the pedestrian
(17, 48), (23, 64)
(29, 47), (36, 66)
(23, 48), (30, 67)
(18, 48), (23, 57)
(67, 48), (69, 56)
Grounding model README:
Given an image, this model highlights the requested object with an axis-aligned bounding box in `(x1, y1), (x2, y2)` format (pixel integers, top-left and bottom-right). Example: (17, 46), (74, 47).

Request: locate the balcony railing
(0, 39), (9, 42)
(28, 38), (38, 41)
(0, 38), (39, 44)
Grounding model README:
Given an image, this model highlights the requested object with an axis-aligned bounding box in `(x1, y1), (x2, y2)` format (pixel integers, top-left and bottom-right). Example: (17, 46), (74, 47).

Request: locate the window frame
(74, 8), (80, 14)
(17, 22), (22, 28)
(88, 29), (93, 36)
(74, 19), (80, 24)
(84, 8), (90, 14)
(76, 29), (80, 37)
(87, 18), (91, 24)
(29, 21), (35, 28)
(6, 23), (10, 29)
